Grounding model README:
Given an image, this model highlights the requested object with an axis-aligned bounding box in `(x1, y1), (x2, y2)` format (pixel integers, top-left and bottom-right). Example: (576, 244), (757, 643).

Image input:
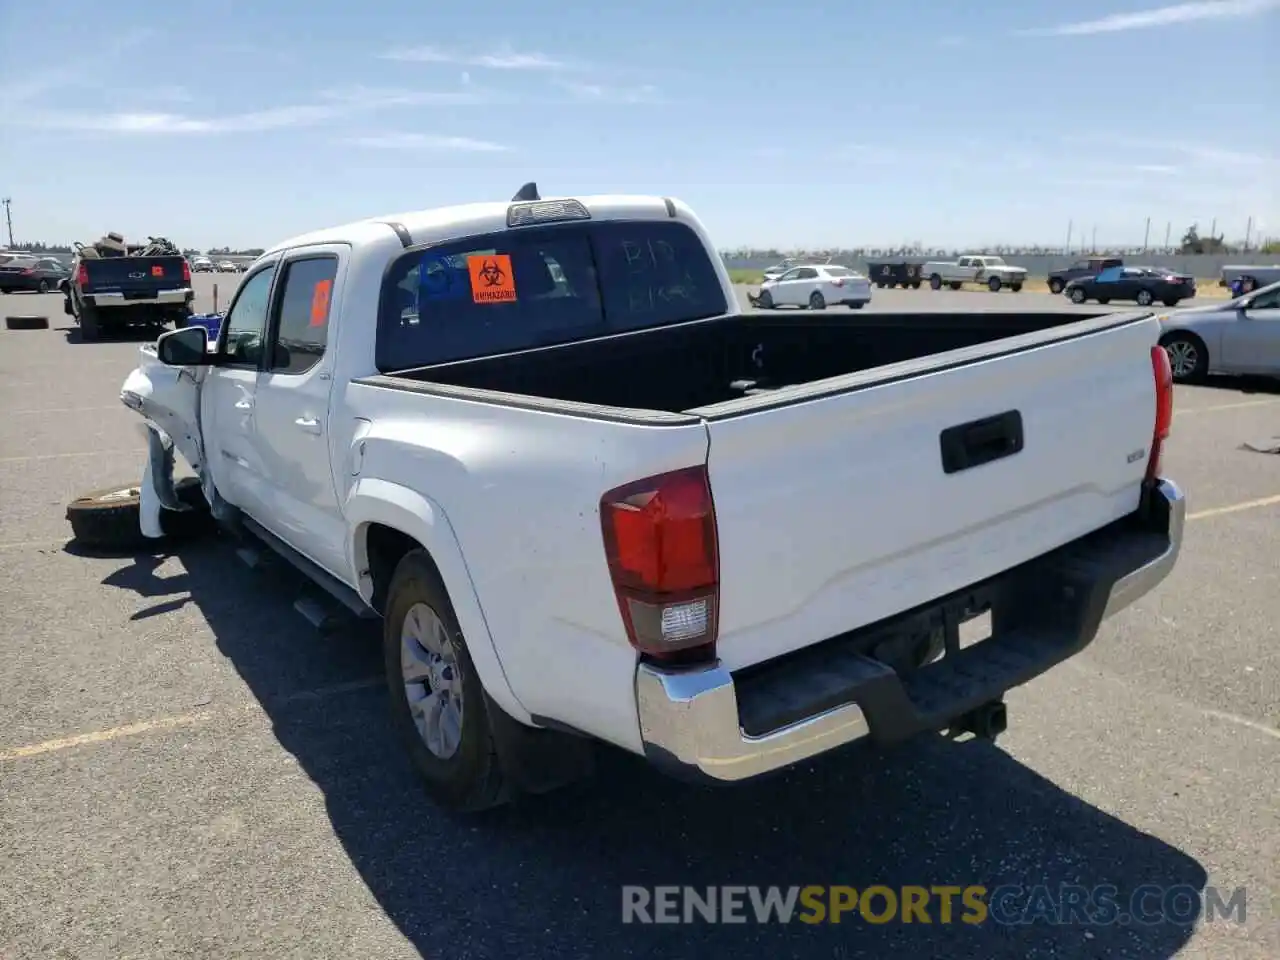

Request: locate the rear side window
(376, 220), (726, 371)
(270, 256), (337, 375)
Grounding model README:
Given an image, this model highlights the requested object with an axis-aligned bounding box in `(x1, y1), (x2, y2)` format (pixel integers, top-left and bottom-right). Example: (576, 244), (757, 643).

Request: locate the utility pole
(1, 198), (12, 248)
(1143, 217), (1151, 253)
(1091, 225), (1097, 253)
(1065, 220), (1073, 253)
(1164, 222), (1172, 251)
(1244, 217), (1253, 251)
(1210, 217), (1217, 241)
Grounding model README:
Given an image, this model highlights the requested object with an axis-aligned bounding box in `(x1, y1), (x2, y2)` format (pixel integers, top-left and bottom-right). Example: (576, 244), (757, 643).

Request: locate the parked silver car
(1157, 280), (1280, 382)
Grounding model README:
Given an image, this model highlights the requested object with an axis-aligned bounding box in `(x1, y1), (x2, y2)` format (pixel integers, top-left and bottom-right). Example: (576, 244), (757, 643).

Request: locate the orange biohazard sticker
(151, 265), (164, 277)
(310, 278), (332, 327)
(467, 254), (517, 303)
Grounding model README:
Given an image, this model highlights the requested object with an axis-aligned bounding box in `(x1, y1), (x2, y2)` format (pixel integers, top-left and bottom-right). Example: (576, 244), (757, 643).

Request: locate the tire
(1048, 278), (1065, 295)
(1070, 287), (1087, 304)
(383, 550), (510, 812)
(757, 289), (773, 309)
(1162, 298), (1180, 308)
(929, 274), (942, 290)
(808, 291), (826, 310)
(1097, 298), (1111, 305)
(36, 280), (49, 294)
(5, 315), (50, 330)
(1136, 289), (1154, 307)
(1160, 333), (1208, 383)
(78, 301), (100, 341)
(987, 276), (1002, 292)
(1010, 283), (1023, 293)
(949, 281), (962, 291)
(848, 301), (865, 309)
(911, 281), (921, 289)
(66, 477), (212, 550)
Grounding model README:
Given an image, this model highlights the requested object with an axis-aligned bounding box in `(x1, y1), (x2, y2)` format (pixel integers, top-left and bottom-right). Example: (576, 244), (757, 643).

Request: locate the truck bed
(370, 310), (1123, 416)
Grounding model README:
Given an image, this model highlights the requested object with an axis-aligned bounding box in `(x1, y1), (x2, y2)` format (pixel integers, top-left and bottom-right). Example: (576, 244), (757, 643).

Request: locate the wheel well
(365, 523), (438, 615)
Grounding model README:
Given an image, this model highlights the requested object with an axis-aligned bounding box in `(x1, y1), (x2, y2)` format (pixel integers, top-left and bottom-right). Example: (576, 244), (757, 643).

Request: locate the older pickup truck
(923, 255), (1028, 292)
(108, 185), (1183, 811)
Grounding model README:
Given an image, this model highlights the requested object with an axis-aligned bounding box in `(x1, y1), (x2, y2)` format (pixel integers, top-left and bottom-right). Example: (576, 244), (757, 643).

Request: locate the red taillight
(182, 260), (191, 283)
(1148, 345), (1173, 482)
(20, 267), (34, 276)
(76, 264), (89, 286)
(600, 466), (719, 660)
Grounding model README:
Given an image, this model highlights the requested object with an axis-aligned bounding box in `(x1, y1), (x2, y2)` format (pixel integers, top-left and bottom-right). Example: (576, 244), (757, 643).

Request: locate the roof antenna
(511, 182), (540, 202)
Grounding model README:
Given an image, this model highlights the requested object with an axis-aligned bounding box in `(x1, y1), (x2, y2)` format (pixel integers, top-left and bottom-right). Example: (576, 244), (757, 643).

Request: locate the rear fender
(345, 478), (530, 723)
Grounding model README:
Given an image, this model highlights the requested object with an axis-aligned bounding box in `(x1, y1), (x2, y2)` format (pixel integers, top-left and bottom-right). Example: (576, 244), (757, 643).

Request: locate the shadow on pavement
(1200, 374), (1280, 396)
(89, 533), (1207, 960)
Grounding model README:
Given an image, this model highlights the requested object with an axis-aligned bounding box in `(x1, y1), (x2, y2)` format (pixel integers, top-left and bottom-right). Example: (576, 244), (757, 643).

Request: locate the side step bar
(239, 515), (377, 619)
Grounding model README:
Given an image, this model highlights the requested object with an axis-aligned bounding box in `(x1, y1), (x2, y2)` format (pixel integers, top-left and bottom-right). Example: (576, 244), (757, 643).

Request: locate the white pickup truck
(107, 185), (1184, 812)
(923, 255), (1028, 292)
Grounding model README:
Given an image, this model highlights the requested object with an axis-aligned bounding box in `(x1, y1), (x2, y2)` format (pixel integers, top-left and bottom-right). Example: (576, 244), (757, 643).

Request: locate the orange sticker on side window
(467, 254), (517, 303)
(310, 278), (333, 327)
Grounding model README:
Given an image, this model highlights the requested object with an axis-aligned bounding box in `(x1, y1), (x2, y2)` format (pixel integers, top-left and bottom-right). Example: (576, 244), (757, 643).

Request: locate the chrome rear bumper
(637, 478), (1185, 783)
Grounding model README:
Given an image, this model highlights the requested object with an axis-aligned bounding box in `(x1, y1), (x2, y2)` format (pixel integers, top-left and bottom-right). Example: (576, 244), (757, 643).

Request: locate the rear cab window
(375, 220), (728, 371)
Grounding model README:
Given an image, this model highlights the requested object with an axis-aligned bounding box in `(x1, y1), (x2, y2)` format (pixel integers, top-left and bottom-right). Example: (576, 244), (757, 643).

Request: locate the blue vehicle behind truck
(63, 249), (194, 341)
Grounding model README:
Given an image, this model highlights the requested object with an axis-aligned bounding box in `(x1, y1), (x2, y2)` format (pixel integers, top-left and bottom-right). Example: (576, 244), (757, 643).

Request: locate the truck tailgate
(705, 315), (1161, 672)
(83, 256), (187, 296)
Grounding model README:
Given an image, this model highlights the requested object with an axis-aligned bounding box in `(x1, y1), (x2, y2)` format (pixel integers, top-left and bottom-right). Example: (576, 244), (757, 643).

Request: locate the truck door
(201, 260), (278, 513)
(249, 246), (349, 579)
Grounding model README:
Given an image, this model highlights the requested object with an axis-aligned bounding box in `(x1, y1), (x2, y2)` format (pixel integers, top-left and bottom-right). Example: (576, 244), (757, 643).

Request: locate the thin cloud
(1134, 163), (1181, 174)
(2, 29), (157, 103)
(382, 44), (570, 70)
(344, 132), (511, 152)
(557, 81), (662, 104)
(15, 87), (486, 135)
(1018, 0), (1280, 36)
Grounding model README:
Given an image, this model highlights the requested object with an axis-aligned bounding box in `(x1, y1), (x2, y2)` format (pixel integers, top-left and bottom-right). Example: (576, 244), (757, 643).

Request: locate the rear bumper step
(636, 478), (1185, 783)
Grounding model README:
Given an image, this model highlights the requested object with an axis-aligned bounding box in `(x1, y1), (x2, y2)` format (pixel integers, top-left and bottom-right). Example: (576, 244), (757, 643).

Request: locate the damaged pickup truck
(106, 185), (1185, 811)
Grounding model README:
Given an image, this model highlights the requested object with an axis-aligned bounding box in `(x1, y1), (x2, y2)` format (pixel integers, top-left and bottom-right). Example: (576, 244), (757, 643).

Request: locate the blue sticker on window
(419, 253), (470, 301)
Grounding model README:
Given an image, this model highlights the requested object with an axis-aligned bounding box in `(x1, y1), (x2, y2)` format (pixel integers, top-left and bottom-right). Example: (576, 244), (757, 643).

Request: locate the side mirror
(157, 326), (213, 366)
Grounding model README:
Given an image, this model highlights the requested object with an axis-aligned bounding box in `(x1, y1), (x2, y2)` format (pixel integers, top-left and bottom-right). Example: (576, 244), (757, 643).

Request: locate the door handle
(234, 398), (254, 411)
(295, 416), (322, 435)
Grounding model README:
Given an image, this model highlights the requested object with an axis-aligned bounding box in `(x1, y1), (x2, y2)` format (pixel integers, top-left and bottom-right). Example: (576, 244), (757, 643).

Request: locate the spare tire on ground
(66, 477), (214, 550)
(5, 315), (50, 330)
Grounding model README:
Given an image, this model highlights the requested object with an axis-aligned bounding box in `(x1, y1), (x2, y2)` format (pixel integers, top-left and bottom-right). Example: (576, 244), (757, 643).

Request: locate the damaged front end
(119, 342), (226, 538)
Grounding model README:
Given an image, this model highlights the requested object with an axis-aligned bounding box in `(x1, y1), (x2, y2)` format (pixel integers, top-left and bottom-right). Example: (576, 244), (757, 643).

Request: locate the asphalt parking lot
(1, 282), (1277, 960)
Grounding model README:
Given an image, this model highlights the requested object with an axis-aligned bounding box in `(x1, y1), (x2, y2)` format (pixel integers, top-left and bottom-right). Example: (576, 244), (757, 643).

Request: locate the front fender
(344, 478), (530, 724)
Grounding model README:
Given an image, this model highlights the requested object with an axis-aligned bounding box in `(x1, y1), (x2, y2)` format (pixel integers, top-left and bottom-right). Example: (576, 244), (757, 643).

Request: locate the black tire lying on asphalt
(5, 315), (50, 330)
(66, 477), (213, 549)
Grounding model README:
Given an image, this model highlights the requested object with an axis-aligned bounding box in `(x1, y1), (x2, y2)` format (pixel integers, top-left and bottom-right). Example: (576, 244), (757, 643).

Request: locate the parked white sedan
(1157, 280), (1280, 382)
(756, 264), (872, 310)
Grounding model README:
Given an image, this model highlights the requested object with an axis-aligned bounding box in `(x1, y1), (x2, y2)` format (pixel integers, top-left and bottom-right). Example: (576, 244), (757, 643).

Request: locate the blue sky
(1, 0), (1276, 250)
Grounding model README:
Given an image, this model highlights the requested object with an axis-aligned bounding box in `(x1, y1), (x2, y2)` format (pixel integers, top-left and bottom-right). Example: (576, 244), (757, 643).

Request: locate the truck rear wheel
(383, 550), (511, 812)
(949, 281), (962, 291)
(78, 301), (101, 341)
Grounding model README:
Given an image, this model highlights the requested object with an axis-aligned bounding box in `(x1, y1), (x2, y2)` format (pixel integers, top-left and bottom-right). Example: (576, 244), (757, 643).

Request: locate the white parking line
(5, 405), (123, 416)
(1176, 397), (1280, 416)
(0, 449), (138, 464)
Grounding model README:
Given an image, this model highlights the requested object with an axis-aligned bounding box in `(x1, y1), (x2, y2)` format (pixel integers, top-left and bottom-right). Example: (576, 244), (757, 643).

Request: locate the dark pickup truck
(1047, 257), (1122, 295)
(64, 254), (194, 341)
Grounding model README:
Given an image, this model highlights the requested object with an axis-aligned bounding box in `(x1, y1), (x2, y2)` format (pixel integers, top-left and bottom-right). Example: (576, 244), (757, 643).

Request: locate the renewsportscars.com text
(621, 884), (1247, 926)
